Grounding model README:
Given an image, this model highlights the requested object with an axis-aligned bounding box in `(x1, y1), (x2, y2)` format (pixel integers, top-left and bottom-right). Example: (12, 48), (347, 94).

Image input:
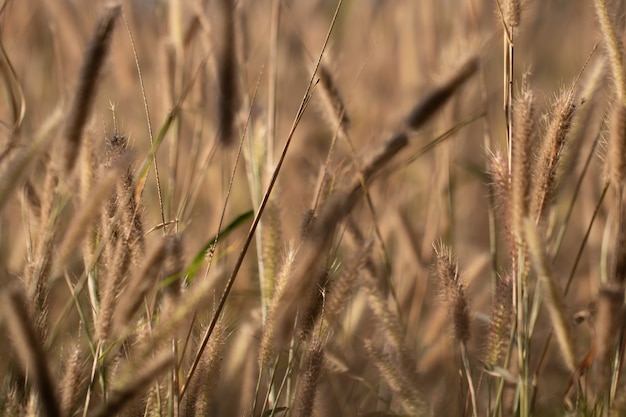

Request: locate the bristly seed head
(432, 242), (471, 343)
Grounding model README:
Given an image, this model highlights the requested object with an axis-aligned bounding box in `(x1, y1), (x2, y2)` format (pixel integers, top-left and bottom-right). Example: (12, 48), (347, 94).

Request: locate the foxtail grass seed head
(506, 0), (522, 29)
(162, 233), (185, 297)
(511, 79), (535, 238)
(593, 0), (626, 102)
(432, 242), (471, 343)
(260, 246), (296, 366)
(262, 199), (282, 302)
(364, 278), (405, 352)
(293, 341), (325, 417)
(297, 268), (331, 341)
(607, 103), (626, 187)
(185, 320), (226, 417)
(324, 241), (371, 325)
(484, 275), (513, 367)
(316, 62), (350, 139)
(404, 54), (478, 130)
(364, 341), (425, 416)
(63, 4), (121, 173)
(217, 0), (240, 146)
(112, 238), (169, 338)
(530, 87), (576, 220)
(59, 345), (85, 417)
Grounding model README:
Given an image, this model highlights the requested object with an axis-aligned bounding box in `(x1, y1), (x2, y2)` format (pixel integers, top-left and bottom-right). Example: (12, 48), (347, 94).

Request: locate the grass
(0, 0), (624, 416)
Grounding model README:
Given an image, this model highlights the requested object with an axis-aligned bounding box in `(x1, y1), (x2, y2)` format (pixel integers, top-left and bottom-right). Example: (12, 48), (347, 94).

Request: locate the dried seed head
(511, 77), (535, 240)
(506, 0), (522, 29)
(63, 4), (121, 173)
(260, 246), (296, 366)
(316, 62), (350, 139)
(607, 103), (626, 187)
(405, 55), (478, 130)
(594, 0), (626, 102)
(185, 320), (226, 417)
(484, 275), (513, 367)
(293, 341), (325, 417)
(432, 242), (471, 343)
(217, 0), (240, 146)
(364, 341), (425, 415)
(530, 87), (576, 220)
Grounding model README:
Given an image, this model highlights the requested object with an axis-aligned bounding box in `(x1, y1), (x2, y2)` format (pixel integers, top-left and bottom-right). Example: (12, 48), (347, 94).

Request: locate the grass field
(0, 0), (625, 416)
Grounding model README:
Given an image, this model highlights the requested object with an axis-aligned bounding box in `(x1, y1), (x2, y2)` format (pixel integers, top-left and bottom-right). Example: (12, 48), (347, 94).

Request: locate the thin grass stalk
(267, 0), (280, 167)
(121, 12), (167, 232)
(460, 341), (479, 417)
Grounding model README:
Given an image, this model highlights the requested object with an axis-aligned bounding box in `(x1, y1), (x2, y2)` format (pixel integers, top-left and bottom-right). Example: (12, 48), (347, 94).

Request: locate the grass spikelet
(432, 242), (471, 343)
(594, 282), (625, 393)
(530, 86), (576, 220)
(523, 219), (577, 372)
(293, 340), (325, 417)
(90, 351), (174, 417)
(55, 151), (132, 274)
(511, 76), (535, 241)
(324, 240), (372, 325)
(59, 345), (86, 417)
(260, 246), (296, 366)
(111, 237), (169, 338)
(489, 151), (512, 236)
(261, 198), (282, 305)
(184, 320), (226, 417)
(1, 287), (60, 417)
(607, 103), (626, 187)
(297, 267), (331, 341)
(484, 274), (513, 367)
(363, 341), (425, 416)
(506, 0), (521, 30)
(162, 233), (184, 298)
(316, 61), (350, 139)
(362, 268), (405, 352)
(95, 241), (131, 342)
(405, 54), (479, 130)
(24, 166), (60, 315)
(593, 0), (626, 102)
(63, 4), (121, 173)
(217, 0), (239, 146)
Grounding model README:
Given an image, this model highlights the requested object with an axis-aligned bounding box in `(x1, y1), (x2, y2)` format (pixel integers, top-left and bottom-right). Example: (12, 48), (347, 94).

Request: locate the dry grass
(0, 1), (624, 416)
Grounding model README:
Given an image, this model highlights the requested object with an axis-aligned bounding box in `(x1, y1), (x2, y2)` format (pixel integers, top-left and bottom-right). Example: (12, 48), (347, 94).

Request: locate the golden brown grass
(0, 1), (625, 417)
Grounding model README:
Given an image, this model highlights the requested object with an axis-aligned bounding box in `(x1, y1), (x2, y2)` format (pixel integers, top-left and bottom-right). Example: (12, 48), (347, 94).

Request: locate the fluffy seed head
(432, 242), (471, 343)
